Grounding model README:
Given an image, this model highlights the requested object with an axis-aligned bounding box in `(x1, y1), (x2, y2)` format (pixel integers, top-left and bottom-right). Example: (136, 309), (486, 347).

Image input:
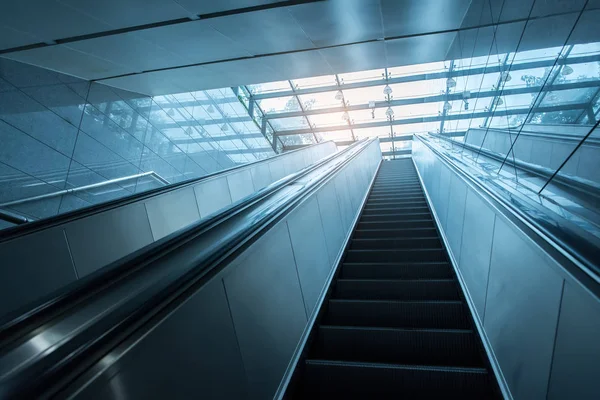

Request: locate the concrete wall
(413, 137), (600, 400)
(74, 139), (383, 400)
(0, 141), (336, 317)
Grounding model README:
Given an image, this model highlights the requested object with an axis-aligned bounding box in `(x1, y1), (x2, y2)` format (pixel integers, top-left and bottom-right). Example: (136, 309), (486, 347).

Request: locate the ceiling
(1, 0), (599, 96)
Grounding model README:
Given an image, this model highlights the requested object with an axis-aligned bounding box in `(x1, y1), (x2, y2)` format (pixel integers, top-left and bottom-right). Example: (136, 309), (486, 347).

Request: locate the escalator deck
(288, 159), (501, 399)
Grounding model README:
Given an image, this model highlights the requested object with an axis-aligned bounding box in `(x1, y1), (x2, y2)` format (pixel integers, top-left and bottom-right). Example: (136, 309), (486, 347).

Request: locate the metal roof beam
(264, 80), (600, 120)
(274, 103), (588, 136)
(251, 54), (600, 100)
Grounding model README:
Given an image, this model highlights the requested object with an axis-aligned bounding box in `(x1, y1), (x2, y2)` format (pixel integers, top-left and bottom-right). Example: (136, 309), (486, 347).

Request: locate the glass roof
(239, 40), (600, 157)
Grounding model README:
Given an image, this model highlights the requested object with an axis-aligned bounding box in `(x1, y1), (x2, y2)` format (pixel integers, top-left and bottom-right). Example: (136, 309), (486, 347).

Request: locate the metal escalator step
(368, 193), (425, 199)
(341, 262), (453, 279)
(313, 326), (483, 367)
(362, 206), (429, 215)
(353, 227), (438, 239)
(324, 299), (470, 329)
(372, 182), (420, 187)
(334, 279), (460, 300)
(357, 220), (434, 230)
(374, 180), (419, 185)
(360, 214), (431, 222)
(364, 201), (428, 210)
(302, 360), (494, 399)
(370, 189), (423, 195)
(365, 199), (426, 207)
(345, 248), (446, 263)
(350, 237), (442, 250)
(368, 194), (424, 200)
(360, 213), (433, 222)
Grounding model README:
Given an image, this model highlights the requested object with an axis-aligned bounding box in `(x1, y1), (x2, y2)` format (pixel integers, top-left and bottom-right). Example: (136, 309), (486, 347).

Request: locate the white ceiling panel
(386, 32), (456, 67)
(201, 58), (280, 88)
(319, 41), (387, 74)
(288, 0), (383, 47)
(260, 51), (334, 81)
(207, 8), (314, 54)
(2, 45), (130, 80)
(100, 67), (210, 96)
(174, 0), (280, 15)
(0, 1), (110, 49)
(0, 26), (41, 50)
(381, 0), (471, 38)
(57, 0), (192, 28)
(135, 21), (252, 65)
(65, 33), (188, 74)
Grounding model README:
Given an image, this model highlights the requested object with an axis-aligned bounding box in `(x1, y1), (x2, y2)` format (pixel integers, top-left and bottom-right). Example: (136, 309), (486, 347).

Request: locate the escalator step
(353, 227), (438, 239)
(350, 237), (442, 250)
(341, 262), (452, 279)
(360, 213), (433, 222)
(367, 196), (425, 203)
(324, 299), (471, 329)
(364, 202), (428, 210)
(313, 326), (483, 367)
(302, 360), (494, 399)
(345, 248), (446, 263)
(334, 279), (460, 301)
(357, 220), (435, 230)
(362, 206), (430, 215)
(371, 188), (423, 197)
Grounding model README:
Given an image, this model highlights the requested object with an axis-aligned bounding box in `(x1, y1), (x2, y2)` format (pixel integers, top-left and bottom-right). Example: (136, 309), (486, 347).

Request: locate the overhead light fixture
(342, 111), (350, 121)
(207, 104), (215, 113)
(446, 78), (456, 89)
(561, 65), (574, 76)
(383, 85), (393, 95)
(335, 90), (343, 101)
(167, 108), (175, 117)
(220, 123), (229, 131)
(443, 101), (452, 111)
(496, 97), (504, 106)
(385, 107), (394, 118)
(464, 101), (469, 111)
(368, 101), (376, 108)
(462, 90), (471, 99)
(186, 127), (192, 135)
(501, 71), (512, 82)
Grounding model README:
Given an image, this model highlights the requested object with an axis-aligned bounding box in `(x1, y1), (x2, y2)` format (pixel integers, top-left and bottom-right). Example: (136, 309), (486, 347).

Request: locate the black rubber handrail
(0, 140), (349, 347)
(0, 141), (333, 242)
(0, 138), (376, 399)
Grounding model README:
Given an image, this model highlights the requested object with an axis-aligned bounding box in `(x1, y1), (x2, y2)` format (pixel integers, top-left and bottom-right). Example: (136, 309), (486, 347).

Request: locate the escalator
(286, 159), (501, 399)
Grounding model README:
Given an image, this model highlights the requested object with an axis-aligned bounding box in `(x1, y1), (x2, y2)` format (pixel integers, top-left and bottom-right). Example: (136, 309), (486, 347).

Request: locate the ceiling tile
(260, 51), (334, 81)
(1, 45), (131, 80)
(0, 26), (41, 51)
(58, 0), (192, 28)
(208, 8), (314, 55)
(0, 1), (110, 47)
(65, 33), (188, 74)
(386, 32), (456, 67)
(319, 41), (387, 74)
(135, 21), (252, 65)
(289, 0), (383, 47)
(174, 0), (280, 15)
(381, 0), (471, 37)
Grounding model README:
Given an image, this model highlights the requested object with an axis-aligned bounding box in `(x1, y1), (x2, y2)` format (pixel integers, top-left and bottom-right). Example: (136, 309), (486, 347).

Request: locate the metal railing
(0, 171), (169, 225)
